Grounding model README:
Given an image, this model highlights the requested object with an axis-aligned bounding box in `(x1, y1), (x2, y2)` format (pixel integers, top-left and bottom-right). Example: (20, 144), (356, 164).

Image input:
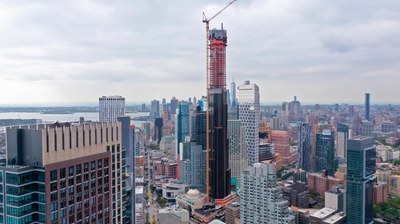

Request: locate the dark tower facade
(365, 93), (370, 121)
(207, 27), (231, 200)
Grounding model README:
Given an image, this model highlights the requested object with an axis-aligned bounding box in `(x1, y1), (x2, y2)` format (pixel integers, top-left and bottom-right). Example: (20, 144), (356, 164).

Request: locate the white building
(99, 95), (125, 122)
(237, 80), (260, 166)
(228, 119), (247, 191)
(160, 136), (176, 155)
(162, 181), (189, 201)
(240, 163), (295, 224)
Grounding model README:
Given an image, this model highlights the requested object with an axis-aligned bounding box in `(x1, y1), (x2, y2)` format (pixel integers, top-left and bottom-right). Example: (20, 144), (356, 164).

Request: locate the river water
(0, 112), (149, 132)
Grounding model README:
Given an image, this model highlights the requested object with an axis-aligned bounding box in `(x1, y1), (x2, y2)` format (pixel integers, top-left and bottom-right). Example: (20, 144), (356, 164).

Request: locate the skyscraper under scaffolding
(207, 26), (231, 200)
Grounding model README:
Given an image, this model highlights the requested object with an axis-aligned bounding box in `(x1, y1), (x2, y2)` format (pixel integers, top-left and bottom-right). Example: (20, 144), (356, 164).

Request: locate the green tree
(157, 197), (168, 207)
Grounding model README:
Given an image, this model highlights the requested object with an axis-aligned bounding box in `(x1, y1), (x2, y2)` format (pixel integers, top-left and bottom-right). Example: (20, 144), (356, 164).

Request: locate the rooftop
(310, 207), (336, 219)
(323, 212), (346, 224)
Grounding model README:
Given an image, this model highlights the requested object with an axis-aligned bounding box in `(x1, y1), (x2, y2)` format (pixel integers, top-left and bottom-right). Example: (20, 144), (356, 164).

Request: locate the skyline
(1, 0), (400, 104)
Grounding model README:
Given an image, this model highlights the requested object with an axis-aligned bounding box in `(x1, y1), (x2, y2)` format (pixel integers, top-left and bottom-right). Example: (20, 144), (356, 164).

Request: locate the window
(69, 166), (74, 176)
(50, 170), (57, 181)
(60, 168), (66, 179)
(76, 164), (82, 175)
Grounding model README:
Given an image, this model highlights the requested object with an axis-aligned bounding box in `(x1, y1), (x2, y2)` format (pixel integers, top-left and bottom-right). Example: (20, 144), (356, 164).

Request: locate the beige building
(5, 122), (126, 223)
(176, 189), (207, 210)
(377, 167), (392, 183)
(388, 175), (400, 196)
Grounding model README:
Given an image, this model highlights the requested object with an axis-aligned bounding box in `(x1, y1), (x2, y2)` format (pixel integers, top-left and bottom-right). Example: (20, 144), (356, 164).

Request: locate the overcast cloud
(0, 0), (399, 105)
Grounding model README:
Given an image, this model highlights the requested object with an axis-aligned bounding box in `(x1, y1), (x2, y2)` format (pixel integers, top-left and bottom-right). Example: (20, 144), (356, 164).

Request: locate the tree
(157, 197), (167, 207)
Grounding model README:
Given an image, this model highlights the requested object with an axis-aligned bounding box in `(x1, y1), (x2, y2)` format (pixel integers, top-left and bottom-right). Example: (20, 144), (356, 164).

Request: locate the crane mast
(202, 0), (237, 202)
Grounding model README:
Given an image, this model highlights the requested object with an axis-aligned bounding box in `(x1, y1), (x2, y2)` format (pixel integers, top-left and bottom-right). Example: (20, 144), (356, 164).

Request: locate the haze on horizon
(0, 0), (399, 105)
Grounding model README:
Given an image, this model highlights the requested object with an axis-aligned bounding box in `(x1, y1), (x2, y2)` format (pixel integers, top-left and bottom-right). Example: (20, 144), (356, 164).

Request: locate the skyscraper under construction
(207, 26), (231, 200)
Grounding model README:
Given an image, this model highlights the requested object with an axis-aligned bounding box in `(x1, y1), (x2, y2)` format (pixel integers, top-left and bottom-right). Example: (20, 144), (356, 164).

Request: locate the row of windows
(50, 159), (109, 182)
(46, 125), (119, 152)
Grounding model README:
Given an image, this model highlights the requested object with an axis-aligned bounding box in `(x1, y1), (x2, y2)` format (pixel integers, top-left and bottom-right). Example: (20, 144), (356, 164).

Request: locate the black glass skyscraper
(346, 137), (376, 224)
(207, 27), (231, 200)
(298, 123), (312, 172)
(316, 129), (335, 176)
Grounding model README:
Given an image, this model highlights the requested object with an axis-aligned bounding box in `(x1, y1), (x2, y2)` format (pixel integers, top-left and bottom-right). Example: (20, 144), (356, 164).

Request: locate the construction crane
(202, 0), (237, 202)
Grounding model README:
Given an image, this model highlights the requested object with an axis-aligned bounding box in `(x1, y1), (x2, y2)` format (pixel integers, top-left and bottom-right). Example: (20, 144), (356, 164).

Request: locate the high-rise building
(336, 123), (349, 160)
(360, 121), (374, 137)
(230, 77), (237, 109)
(237, 80), (260, 166)
(3, 122), (126, 224)
(289, 96), (301, 115)
(179, 139), (206, 193)
(170, 97), (178, 115)
(365, 93), (370, 121)
(206, 27), (231, 200)
(346, 137), (376, 224)
(270, 130), (298, 166)
(154, 117), (163, 144)
(175, 102), (189, 179)
(150, 100), (160, 119)
(141, 103), (146, 112)
(193, 106), (207, 150)
(240, 163), (295, 224)
(226, 89), (231, 109)
(381, 121), (396, 133)
(162, 98), (167, 110)
(298, 123), (312, 172)
(175, 102), (189, 155)
(316, 129), (335, 176)
(99, 95), (125, 122)
(228, 119), (247, 191)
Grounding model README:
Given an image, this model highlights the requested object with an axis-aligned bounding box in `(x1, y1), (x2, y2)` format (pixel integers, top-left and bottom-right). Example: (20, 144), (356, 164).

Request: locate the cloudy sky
(0, 0), (399, 105)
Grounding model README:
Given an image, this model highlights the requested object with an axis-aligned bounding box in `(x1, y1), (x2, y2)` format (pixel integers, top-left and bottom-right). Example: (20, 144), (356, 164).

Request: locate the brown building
(388, 175), (400, 196)
(373, 182), (388, 204)
(225, 202), (240, 224)
(270, 130), (298, 166)
(308, 171), (344, 196)
(3, 122), (126, 224)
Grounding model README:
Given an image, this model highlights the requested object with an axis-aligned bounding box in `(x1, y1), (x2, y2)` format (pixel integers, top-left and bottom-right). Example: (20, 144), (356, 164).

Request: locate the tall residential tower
(207, 27), (231, 200)
(237, 80), (260, 166)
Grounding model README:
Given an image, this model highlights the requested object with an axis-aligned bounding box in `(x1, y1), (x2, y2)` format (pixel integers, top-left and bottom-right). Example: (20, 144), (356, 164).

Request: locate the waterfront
(0, 112), (149, 132)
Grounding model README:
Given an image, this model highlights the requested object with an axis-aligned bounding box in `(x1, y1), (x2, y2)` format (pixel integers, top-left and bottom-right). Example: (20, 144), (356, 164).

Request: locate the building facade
(99, 96), (125, 123)
(2, 122), (126, 224)
(316, 129), (335, 176)
(237, 80), (260, 166)
(240, 163), (295, 224)
(365, 93), (370, 121)
(150, 100), (160, 119)
(346, 137), (376, 224)
(336, 123), (349, 160)
(207, 27), (231, 200)
(298, 123), (312, 172)
(228, 119), (247, 191)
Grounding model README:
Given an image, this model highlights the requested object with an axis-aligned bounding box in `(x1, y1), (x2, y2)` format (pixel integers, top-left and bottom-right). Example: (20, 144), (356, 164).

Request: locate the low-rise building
(176, 189), (207, 210)
(225, 202), (240, 224)
(325, 186), (346, 212)
(373, 182), (388, 204)
(308, 171), (344, 197)
(388, 175), (400, 196)
(162, 180), (188, 202)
